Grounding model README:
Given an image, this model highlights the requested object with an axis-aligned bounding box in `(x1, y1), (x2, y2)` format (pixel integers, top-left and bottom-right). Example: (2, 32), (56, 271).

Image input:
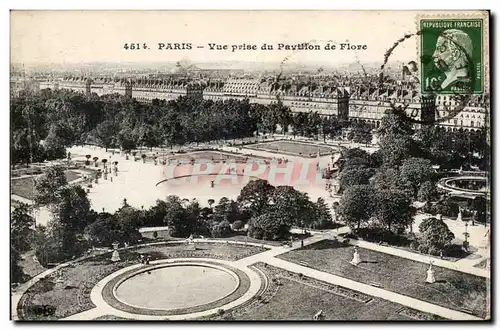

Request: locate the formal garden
(278, 239), (489, 318)
(243, 140), (337, 157)
(11, 170), (82, 200)
(17, 241), (267, 320)
(204, 263), (445, 321)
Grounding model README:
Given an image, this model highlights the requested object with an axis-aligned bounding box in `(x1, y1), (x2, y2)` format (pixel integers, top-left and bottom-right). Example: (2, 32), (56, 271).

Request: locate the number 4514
(123, 43), (149, 50)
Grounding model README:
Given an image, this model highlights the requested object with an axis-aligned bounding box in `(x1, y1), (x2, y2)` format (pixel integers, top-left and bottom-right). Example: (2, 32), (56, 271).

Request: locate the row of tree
(11, 89), (371, 167)
(335, 109), (482, 236)
(12, 88), (487, 169)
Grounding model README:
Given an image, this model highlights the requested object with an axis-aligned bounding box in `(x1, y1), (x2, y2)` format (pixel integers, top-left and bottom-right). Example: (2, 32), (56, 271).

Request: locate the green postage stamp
(420, 16), (486, 94)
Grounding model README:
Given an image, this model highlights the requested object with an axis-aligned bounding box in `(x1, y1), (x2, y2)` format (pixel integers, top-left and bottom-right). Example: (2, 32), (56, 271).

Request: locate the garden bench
(299, 261), (309, 266)
(369, 281), (381, 288)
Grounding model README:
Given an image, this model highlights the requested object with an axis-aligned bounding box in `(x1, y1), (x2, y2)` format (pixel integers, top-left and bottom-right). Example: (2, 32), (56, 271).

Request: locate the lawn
(211, 234), (291, 247)
(210, 263), (444, 321)
(244, 140), (336, 157)
(64, 170), (81, 183)
(167, 150), (270, 164)
(18, 259), (123, 320)
(11, 177), (36, 199)
(11, 171), (81, 200)
(18, 242), (266, 320)
(278, 239), (489, 318)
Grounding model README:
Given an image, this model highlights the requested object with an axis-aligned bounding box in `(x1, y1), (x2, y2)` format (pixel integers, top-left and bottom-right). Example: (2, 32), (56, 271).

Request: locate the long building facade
(38, 76), (488, 132)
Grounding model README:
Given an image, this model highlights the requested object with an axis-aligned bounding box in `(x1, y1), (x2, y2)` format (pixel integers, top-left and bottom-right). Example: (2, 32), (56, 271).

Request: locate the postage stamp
(419, 16), (486, 94)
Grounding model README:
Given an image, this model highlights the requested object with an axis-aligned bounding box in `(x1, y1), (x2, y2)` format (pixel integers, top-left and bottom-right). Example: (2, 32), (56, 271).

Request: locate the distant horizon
(11, 60), (405, 73)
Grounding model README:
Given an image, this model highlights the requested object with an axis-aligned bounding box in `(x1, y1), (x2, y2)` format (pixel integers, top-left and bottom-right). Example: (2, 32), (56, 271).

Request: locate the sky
(9, 10), (482, 68)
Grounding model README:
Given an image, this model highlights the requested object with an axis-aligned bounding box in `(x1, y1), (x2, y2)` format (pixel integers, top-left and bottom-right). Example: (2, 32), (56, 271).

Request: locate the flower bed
(17, 241), (266, 320)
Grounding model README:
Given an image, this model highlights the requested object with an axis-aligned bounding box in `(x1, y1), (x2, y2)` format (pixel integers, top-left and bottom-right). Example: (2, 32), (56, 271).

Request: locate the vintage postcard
(10, 10), (490, 321)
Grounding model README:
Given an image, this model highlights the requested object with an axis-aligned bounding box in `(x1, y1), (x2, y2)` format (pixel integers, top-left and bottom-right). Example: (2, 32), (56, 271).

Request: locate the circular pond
(114, 264), (238, 311)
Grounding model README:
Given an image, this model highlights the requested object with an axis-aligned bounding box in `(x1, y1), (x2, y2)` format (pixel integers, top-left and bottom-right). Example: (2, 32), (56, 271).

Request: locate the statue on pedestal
(186, 234), (195, 249)
(350, 246), (361, 265)
(426, 261), (436, 283)
(111, 242), (121, 262)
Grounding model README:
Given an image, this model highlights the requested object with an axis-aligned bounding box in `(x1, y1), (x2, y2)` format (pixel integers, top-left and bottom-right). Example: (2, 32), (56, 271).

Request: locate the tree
(249, 212), (289, 240)
(114, 205), (144, 243)
(312, 197), (332, 229)
(377, 108), (421, 168)
(322, 116), (343, 141)
(41, 186), (91, 263)
(135, 123), (159, 150)
(213, 197), (241, 223)
(470, 196), (488, 223)
(85, 154), (91, 165)
(11, 203), (35, 253)
(35, 235), (68, 267)
(11, 128), (44, 166)
(371, 166), (402, 191)
(210, 219), (233, 238)
(332, 201), (340, 222)
(268, 185), (315, 231)
(185, 199), (202, 235)
(378, 108), (414, 138)
(231, 220), (244, 230)
(11, 245), (26, 283)
(338, 167), (375, 192)
(418, 217), (455, 251)
(93, 156), (99, 167)
(45, 122), (74, 148)
(417, 181), (438, 203)
(95, 120), (118, 151)
(305, 112), (321, 138)
(163, 195), (190, 237)
(338, 185), (375, 231)
(208, 199), (215, 209)
(83, 213), (122, 247)
(399, 157), (436, 199)
(33, 166), (68, 205)
(102, 158), (108, 168)
(117, 127), (137, 151)
(338, 147), (375, 171)
(379, 134), (420, 167)
(49, 185), (92, 239)
(237, 179), (275, 217)
(144, 199), (168, 227)
(347, 122), (372, 145)
(374, 189), (415, 233)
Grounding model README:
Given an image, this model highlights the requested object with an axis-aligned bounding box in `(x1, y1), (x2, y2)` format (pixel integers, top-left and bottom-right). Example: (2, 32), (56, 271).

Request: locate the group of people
(138, 254), (151, 265)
